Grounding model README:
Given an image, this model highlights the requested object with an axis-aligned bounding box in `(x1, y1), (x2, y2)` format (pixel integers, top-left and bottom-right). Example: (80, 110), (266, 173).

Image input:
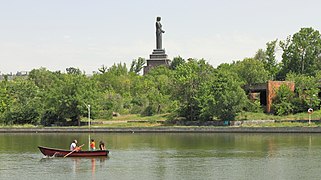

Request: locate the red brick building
(244, 81), (295, 113)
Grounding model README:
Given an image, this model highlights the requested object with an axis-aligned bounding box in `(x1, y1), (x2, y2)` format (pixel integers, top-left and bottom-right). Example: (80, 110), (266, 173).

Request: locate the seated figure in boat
(70, 139), (81, 151)
(99, 141), (106, 150)
(90, 139), (96, 151)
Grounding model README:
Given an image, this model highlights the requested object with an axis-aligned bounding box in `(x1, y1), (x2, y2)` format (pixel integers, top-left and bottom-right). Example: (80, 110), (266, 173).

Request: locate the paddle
(64, 144), (84, 158)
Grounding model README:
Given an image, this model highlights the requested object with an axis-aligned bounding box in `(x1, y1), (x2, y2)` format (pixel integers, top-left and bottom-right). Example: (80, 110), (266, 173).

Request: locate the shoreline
(2, 127), (321, 133)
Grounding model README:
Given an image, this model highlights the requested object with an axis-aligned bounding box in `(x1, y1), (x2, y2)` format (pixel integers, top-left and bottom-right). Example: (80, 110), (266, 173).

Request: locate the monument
(143, 17), (170, 75)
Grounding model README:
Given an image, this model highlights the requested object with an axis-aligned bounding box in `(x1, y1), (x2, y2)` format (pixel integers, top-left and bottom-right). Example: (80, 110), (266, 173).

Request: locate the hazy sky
(1, 0), (321, 74)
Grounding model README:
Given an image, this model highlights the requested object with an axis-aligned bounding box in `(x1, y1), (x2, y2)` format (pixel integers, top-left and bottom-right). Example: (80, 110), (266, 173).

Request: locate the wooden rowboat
(38, 146), (109, 157)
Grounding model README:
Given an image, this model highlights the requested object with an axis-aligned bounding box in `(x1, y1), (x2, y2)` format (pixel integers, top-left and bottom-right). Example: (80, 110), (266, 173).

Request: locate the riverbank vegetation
(1, 27), (321, 126)
(1, 112), (321, 128)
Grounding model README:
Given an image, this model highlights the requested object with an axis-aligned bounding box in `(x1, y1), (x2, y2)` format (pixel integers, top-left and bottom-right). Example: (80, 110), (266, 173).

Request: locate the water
(1, 133), (321, 180)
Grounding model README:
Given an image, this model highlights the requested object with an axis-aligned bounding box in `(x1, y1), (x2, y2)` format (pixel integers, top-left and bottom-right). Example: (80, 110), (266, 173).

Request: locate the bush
(272, 84), (295, 115)
(97, 110), (113, 120)
(244, 100), (263, 113)
(291, 97), (307, 113)
(273, 101), (294, 115)
(0, 113), (4, 124)
(141, 105), (154, 116)
(41, 110), (66, 126)
(4, 107), (40, 125)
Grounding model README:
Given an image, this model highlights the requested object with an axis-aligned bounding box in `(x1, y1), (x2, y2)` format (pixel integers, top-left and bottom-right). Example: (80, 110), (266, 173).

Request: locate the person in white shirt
(70, 140), (77, 150)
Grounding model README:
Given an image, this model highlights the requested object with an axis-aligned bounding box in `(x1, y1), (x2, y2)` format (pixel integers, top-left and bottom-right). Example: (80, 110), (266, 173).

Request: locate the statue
(144, 16), (170, 75)
(156, 17), (165, 49)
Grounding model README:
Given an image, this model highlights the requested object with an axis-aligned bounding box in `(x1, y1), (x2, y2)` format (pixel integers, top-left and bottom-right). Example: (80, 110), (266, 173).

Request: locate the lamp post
(308, 108), (313, 125)
(87, 104), (91, 129)
(308, 94), (316, 125)
(83, 103), (91, 129)
(84, 102), (91, 150)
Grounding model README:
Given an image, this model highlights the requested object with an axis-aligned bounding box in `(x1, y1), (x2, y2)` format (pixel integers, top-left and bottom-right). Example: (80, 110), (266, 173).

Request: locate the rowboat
(38, 146), (109, 157)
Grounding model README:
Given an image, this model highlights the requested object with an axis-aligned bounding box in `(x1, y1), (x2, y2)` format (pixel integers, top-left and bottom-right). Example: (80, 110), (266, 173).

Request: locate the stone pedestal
(143, 49), (170, 75)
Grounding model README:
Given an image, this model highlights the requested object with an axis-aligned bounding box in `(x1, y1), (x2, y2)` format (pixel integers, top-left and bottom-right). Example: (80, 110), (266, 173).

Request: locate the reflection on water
(39, 156), (108, 176)
(2, 133), (321, 179)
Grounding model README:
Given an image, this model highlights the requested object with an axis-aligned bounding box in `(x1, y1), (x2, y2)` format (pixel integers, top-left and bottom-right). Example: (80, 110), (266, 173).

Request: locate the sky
(1, 0), (321, 74)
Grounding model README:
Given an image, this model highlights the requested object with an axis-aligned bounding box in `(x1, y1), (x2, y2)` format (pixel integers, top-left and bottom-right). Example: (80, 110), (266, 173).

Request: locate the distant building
(0, 71), (29, 81)
(244, 81), (295, 113)
(16, 71), (29, 76)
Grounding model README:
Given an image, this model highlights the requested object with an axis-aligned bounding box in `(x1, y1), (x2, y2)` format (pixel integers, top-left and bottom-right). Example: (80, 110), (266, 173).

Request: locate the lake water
(1, 133), (321, 180)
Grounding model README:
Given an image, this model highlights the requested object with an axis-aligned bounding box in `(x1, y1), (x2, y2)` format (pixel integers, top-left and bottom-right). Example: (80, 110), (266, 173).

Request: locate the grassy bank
(1, 110), (320, 128)
(89, 110), (321, 128)
(236, 110), (321, 121)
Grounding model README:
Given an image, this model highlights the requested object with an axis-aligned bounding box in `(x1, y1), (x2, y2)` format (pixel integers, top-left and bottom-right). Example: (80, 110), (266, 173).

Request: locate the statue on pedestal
(144, 16), (170, 75)
(156, 17), (165, 49)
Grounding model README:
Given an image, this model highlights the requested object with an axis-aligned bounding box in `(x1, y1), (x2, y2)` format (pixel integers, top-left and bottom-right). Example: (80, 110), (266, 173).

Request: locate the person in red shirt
(90, 139), (96, 151)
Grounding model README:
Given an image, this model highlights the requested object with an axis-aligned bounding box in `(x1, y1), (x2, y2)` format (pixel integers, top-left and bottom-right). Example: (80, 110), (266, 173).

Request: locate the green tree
(173, 59), (247, 121)
(98, 90), (124, 119)
(286, 73), (320, 113)
(173, 59), (214, 121)
(98, 65), (108, 74)
(93, 62), (134, 115)
(28, 68), (63, 125)
(40, 71), (100, 126)
(130, 57), (145, 74)
(66, 67), (82, 75)
(0, 81), (10, 122)
(265, 40), (279, 80)
(170, 56), (185, 70)
(65, 74), (99, 125)
(254, 49), (266, 62)
(234, 58), (269, 85)
(272, 84), (295, 115)
(28, 68), (60, 90)
(208, 70), (248, 120)
(141, 66), (174, 116)
(218, 62), (262, 114)
(280, 27), (321, 78)
(108, 63), (128, 76)
(2, 78), (42, 124)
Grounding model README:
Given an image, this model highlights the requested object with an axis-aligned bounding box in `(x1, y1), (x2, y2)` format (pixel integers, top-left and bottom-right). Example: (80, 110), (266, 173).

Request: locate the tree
(207, 70), (247, 120)
(0, 81), (10, 122)
(40, 72), (101, 126)
(234, 58), (269, 85)
(173, 59), (215, 121)
(272, 84), (295, 115)
(28, 68), (59, 89)
(98, 90), (124, 119)
(130, 57), (145, 74)
(2, 78), (42, 124)
(28, 68), (64, 126)
(173, 58), (247, 121)
(66, 67), (82, 75)
(98, 65), (108, 74)
(63, 74), (100, 125)
(108, 63), (128, 76)
(254, 49), (266, 62)
(170, 56), (185, 70)
(280, 27), (321, 78)
(253, 40), (280, 80)
(286, 73), (320, 113)
(141, 66), (174, 116)
(265, 40), (279, 80)
(93, 62), (135, 115)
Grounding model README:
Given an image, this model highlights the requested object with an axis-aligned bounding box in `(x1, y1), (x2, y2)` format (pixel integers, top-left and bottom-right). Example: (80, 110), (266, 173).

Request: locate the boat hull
(38, 146), (109, 157)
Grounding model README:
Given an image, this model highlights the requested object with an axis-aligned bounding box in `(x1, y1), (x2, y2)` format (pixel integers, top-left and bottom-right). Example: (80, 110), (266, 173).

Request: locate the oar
(64, 144), (84, 158)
